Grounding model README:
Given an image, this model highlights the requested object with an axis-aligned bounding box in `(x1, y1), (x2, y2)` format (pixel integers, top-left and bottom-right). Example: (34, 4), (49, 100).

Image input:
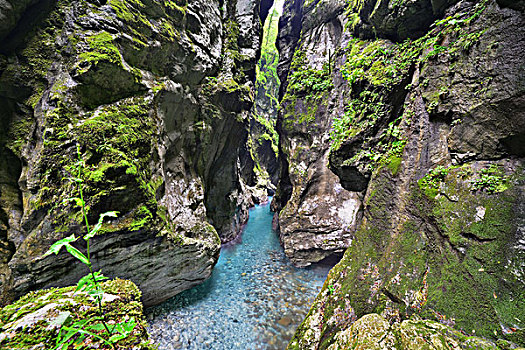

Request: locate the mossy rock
(288, 161), (524, 349)
(323, 313), (501, 350)
(0, 279), (155, 349)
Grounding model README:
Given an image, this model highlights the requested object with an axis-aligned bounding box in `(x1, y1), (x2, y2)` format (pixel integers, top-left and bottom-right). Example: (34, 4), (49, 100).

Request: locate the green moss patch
(77, 32), (122, 71)
(289, 162), (524, 348)
(31, 95), (167, 243)
(281, 47), (334, 132)
(327, 313), (501, 350)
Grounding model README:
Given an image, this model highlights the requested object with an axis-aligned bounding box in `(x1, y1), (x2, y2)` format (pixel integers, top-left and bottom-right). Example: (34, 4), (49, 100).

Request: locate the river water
(146, 200), (330, 350)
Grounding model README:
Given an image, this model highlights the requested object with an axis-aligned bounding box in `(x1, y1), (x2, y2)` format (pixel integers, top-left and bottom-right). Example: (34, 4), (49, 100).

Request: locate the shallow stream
(146, 200), (330, 350)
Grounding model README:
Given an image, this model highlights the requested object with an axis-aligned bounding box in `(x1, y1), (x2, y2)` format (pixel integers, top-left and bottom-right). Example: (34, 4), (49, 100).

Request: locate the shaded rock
(260, 0), (276, 24)
(276, 0), (304, 99)
(368, 0), (461, 41)
(496, 0), (525, 11)
(273, 0), (362, 267)
(248, 5), (281, 199)
(0, 0), (40, 41)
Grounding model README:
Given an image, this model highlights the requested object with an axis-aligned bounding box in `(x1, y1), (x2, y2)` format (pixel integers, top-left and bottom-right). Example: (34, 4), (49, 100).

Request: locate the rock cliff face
(0, 0), (271, 307)
(276, 0), (525, 347)
(246, 5), (281, 203)
(273, 0), (362, 267)
(255, 9), (280, 123)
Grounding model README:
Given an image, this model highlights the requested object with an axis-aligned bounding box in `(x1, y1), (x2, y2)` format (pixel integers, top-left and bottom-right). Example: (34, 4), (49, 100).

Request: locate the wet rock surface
(273, 0), (363, 267)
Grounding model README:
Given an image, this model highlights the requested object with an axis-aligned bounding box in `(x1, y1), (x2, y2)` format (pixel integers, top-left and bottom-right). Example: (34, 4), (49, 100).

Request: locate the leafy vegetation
(287, 50), (333, 97)
(281, 47), (334, 130)
(418, 164), (510, 198)
(255, 9), (281, 114)
(249, 5), (281, 182)
(418, 165), (451, 197)
(419, 165), (449, 189)
(469, 165), (509, 194)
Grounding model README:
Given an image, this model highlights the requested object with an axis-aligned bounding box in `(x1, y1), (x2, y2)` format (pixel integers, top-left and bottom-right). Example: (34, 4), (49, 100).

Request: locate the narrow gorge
(0, 0), (523, 349)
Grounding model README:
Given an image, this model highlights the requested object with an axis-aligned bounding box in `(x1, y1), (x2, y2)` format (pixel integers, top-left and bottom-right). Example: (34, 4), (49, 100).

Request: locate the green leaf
(64, 244), (89, 265)
(108, 333), (127, 343)
(93, 271), (108, 282)
(122, 317), (136, 332)
(54, 318), (91, 350)
(69, 197), (84, 207)
(49, 311), (71, 328)
(76, 275), (94, 292)
(73, 334), (86, 349)
(76, 271), (108, 292)
(86, 286), (104, 300)
(44, 235), (78, 257)
(86, 322), (107, 332)
(63, 176), (83, 183)
(84, 211), (118, 241)
(59, 325), (114, 347)
(108, 317), (136, 343)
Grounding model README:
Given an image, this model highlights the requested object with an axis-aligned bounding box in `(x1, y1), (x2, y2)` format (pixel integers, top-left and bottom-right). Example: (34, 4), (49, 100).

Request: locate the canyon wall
(0, 0), (272, 307)
(275, 0), (525, 347)
(272, 0), (362, 267)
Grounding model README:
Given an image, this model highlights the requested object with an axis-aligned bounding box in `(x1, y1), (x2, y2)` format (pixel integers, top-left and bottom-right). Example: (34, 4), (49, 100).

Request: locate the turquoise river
(146, 199), (331, 349)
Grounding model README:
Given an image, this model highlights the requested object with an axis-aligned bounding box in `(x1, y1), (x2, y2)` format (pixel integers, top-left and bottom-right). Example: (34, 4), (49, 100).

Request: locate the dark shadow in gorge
(0, 0), (57, 54)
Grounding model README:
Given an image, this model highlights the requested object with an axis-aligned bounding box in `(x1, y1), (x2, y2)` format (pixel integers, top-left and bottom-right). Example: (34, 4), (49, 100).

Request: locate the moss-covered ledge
(314, 313), (510, 350)
(0, 279), (155, 349)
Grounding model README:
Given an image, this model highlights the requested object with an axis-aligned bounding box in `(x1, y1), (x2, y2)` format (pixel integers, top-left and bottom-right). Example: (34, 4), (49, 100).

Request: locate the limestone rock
(318, 314), (502, 350)
(282, 0), (525, 347)
(247, 4), (281, 203)
(273, 0), (363, 267)
(0, 0), (266, 306)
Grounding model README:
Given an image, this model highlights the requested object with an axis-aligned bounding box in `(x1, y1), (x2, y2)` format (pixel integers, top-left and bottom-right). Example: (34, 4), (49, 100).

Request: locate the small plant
(427, 100), (439, 113)
(327, 284), (335, 295)
(451, 118), (462, 127)
(418, 165), (451, 198)
(469, 165), (508, 194)
(44, 145), (136, 349)
(420, 165), (449, 189)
